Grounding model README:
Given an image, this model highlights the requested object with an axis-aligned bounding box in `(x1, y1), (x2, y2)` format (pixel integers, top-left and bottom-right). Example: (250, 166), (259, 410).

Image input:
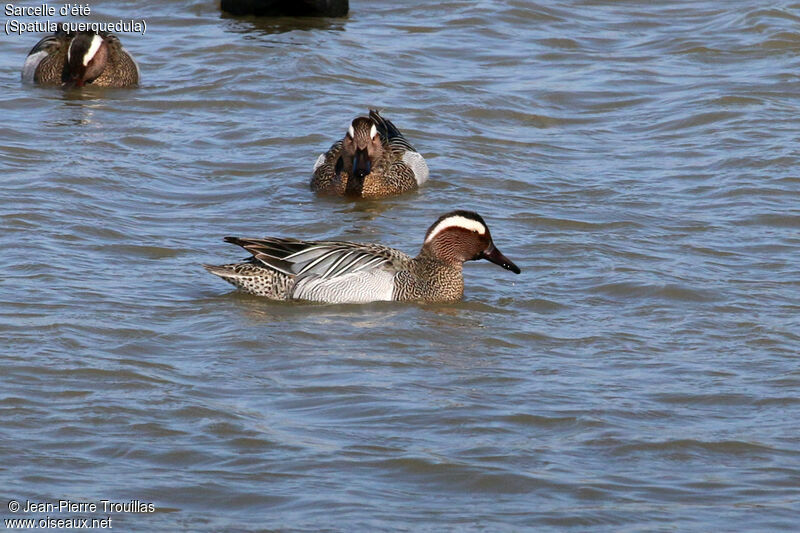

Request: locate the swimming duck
(311, 109), (429, 199)
(205, 210), (520, 303)
(22, 26), (139, 87)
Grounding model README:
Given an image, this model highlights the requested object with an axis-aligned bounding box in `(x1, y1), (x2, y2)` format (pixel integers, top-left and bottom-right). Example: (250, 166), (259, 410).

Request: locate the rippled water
(1, 0), (799, 530)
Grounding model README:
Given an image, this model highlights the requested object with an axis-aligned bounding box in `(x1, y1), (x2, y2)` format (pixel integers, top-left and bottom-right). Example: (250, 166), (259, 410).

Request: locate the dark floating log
(220, 0), (348, 17)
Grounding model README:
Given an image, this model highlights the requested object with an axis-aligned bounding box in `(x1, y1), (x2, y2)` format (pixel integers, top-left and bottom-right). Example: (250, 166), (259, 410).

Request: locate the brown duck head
(64, 32), (108, 87)
(339, 116), (385, 194)
(421, 210), (521, 273)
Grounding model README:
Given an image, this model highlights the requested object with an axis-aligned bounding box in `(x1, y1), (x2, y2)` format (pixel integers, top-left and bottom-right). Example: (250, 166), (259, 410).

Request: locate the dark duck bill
(481, 244), (521, 274)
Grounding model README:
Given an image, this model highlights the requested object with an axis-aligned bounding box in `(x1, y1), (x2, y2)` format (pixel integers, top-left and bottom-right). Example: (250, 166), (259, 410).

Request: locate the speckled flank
(310, 140), (347, 195)
(203, 263), (293, 300)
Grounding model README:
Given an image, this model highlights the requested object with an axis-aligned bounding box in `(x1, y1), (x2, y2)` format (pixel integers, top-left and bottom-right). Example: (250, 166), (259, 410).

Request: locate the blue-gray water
(1, 1), (799, 531)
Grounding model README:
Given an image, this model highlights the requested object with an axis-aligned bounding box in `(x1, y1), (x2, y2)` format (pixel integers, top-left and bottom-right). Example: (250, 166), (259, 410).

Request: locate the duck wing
(26, 26), (70, 56)
(369, 109), (417, 153)
(224, 237), (407, 302)
(224, 236), (402, 280)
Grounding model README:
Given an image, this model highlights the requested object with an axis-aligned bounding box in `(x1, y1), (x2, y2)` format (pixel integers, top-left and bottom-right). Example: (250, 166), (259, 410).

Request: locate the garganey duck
(205, 210), (520, 303)
(311, 109), (429, 199)
(22, 25), (139, 88)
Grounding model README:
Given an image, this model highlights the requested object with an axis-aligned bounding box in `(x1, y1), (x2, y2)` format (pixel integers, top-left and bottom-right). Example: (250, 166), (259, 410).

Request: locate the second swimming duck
(205, 210), (520, 303)
(22, 25), (139, 88)
(311, 109), (429, 199)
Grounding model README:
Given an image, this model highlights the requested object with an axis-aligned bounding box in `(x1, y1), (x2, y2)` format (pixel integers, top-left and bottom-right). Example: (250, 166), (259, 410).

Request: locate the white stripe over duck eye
(425, 216), (487, 243)
(82, 34), (103, 66)
(83, 35), (103, 67)
(369, 124), (378, 139)
(347, 124), (355, 138)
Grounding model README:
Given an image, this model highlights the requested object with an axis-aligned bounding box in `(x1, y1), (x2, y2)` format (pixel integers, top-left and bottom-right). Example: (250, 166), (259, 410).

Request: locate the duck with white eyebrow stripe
(22, 25), (139, 88)
(205, 210), (520, 304)
(65, 33), (106, 86)
(311, 109), (430, 199)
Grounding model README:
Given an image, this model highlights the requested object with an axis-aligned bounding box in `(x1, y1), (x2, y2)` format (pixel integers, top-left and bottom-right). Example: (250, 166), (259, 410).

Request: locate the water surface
(1, 0), (799, 531)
